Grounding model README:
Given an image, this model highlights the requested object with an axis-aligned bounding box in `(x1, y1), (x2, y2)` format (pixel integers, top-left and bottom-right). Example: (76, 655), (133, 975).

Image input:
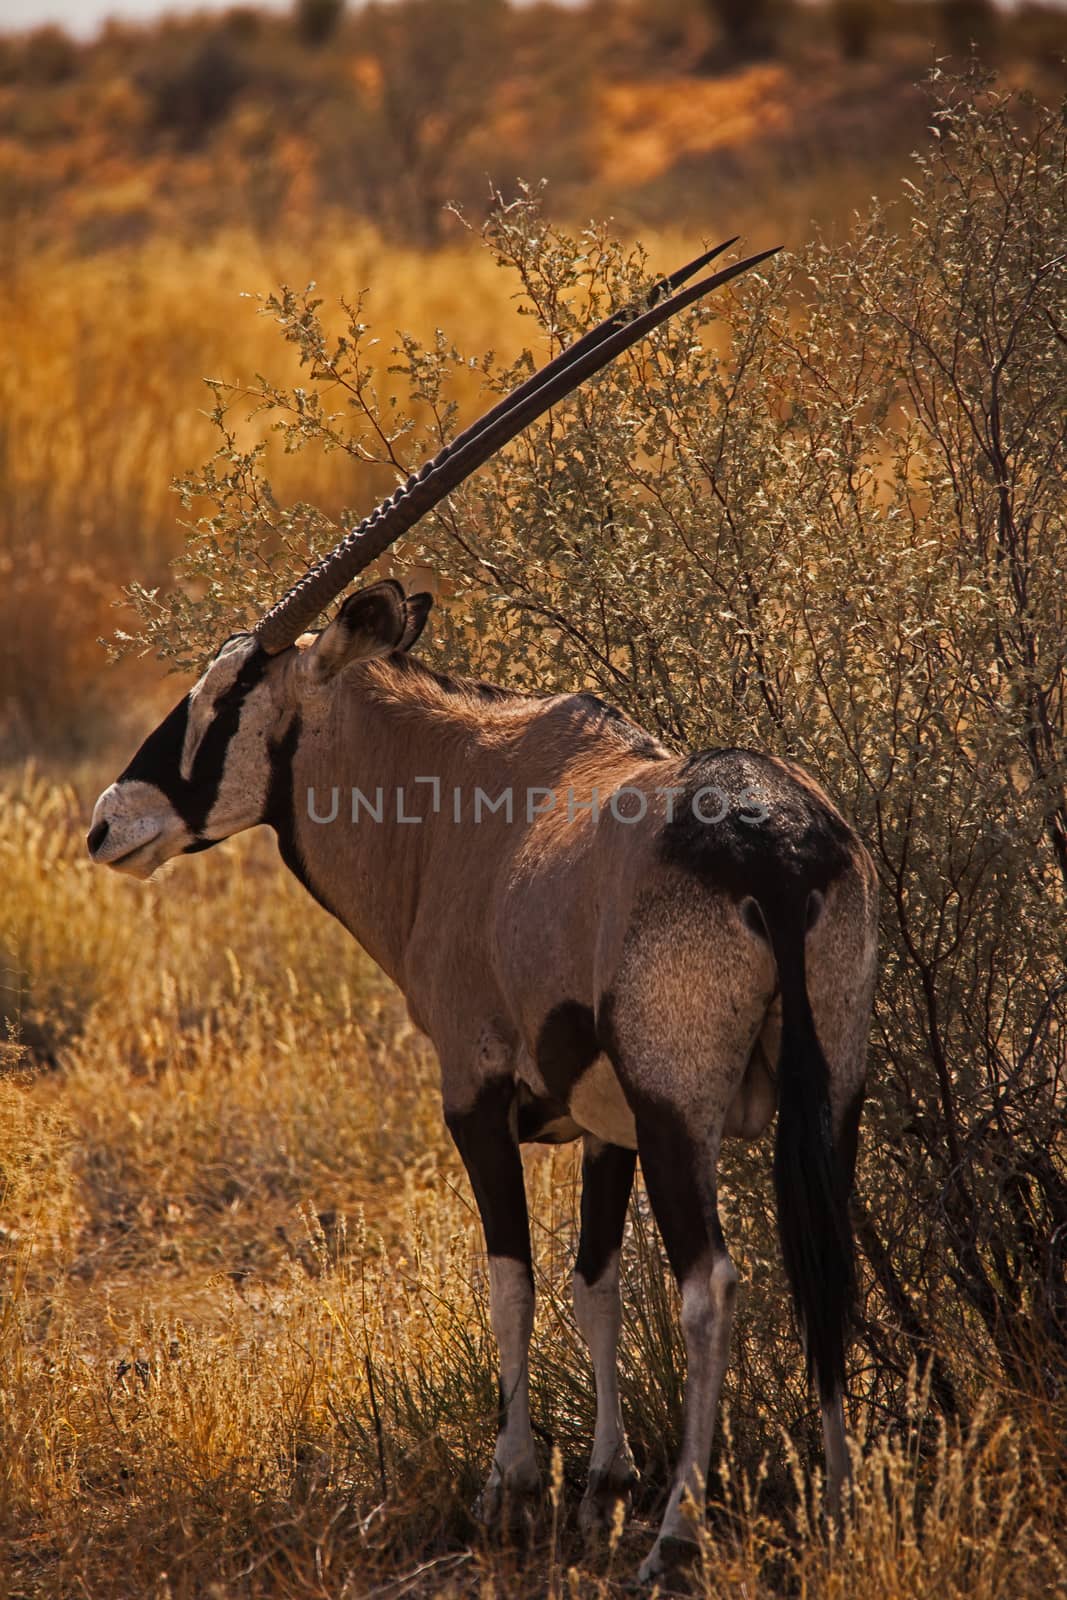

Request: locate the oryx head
(86, 581), (432, 878)
(88, 239), (775, 879)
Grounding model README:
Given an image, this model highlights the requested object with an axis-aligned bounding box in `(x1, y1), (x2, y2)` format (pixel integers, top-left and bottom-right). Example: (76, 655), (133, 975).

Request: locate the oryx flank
(89, 244), (878, 1586)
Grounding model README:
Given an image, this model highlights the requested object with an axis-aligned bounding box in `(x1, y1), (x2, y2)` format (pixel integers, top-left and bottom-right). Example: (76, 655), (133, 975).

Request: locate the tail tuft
(765, 894), (854, 1403)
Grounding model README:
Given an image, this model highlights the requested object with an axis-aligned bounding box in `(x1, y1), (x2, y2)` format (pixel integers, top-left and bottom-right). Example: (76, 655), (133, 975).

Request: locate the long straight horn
(254, 242), (738, 654)
(413, 237), (739, 475)
(254, 241), (780, 653)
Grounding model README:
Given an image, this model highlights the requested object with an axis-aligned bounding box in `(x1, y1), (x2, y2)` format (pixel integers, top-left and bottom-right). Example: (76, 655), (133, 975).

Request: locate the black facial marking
(445, 1078), (532, 1276)
(262, 713), (342, 922)
(118, 643), (268, 836)
(536, 1000), (600, 1104)
(184, 648), (269, 815)
(120, 693), (191, 787)
(575, 1141), (636, 1288)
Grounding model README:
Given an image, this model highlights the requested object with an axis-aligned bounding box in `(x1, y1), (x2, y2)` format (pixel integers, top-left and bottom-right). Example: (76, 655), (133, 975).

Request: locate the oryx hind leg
(573, 1135), (639, 1537)
(444, 1075), (540, 1525)
(599, 888), (776, 1586)
(626, 1101), (738, 1588)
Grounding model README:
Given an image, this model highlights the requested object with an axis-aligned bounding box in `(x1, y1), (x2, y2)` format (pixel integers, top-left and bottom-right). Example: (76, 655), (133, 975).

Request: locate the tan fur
(284, 653), (876, 1137)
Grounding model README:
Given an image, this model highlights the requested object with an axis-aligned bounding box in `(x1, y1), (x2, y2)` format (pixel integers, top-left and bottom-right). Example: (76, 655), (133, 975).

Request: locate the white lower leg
(573, 1249), (636, 1506)
(482, 1256), (539, 1511)
(641, 1252), (737, 1575)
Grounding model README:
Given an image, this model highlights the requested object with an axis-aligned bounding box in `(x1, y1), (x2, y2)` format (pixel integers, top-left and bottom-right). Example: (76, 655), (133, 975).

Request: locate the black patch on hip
(659, 747), (854, 906)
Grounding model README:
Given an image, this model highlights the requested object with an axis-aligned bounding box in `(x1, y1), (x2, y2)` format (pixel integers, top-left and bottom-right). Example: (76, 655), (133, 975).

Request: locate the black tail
(763, 889), (855, 1404)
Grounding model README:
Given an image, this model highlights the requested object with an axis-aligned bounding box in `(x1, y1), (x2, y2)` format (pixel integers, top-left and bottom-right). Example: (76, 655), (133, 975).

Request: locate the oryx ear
(305, 580), (408, 681)
(396, 591), (433, 653)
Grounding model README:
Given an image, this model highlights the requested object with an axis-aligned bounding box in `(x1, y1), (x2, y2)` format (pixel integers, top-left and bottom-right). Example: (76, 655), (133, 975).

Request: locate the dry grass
(1, 767), (1063, 1597)
(0, 222), (539, 754)
(3, 212), (753, 758)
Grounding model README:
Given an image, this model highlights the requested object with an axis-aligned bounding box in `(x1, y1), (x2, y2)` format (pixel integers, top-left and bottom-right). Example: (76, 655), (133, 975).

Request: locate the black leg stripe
(576, 1143), (636, 1287)
(446, 1079), (532, 1274)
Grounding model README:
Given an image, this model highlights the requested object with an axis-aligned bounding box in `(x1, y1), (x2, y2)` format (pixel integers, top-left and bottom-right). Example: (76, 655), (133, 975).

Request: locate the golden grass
(1, 766), (1063, 1597)
(0, 218), (718, 753)
(0, 223), (529, 755)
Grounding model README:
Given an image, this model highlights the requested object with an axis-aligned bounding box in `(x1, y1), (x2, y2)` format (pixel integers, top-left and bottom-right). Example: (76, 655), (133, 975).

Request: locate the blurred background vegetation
(0, 3), (1065, 1596)
(2, 0), (1065, 757)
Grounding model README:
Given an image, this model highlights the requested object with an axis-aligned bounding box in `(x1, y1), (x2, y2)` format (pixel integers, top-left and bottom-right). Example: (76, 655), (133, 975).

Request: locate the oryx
(88, 242), (879, 1585)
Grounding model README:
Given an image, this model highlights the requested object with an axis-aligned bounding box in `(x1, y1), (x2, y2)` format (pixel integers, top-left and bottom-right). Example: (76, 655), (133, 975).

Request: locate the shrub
(699, 0), (779, 63)
(832, 0), (878, 58)
(18, 25), (79, 87)
(141, 31), (247, 148)
(346, 0), (509, 245)
(940, 0), (998, 58)
(294, 0), (346, 48)
(125, 67), (1066, 1442)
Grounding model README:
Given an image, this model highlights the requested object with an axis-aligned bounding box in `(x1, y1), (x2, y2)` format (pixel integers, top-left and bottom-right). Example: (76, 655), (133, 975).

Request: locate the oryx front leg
(573, 1137), (638, 1538)
(445, 1078), (540, 1526)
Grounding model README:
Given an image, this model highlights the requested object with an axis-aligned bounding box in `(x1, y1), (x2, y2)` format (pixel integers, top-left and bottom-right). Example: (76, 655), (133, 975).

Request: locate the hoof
(578, 1465), (639, 1541)
(474, 1470), (541, 1542)
(637, 1533), (701, 1592)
